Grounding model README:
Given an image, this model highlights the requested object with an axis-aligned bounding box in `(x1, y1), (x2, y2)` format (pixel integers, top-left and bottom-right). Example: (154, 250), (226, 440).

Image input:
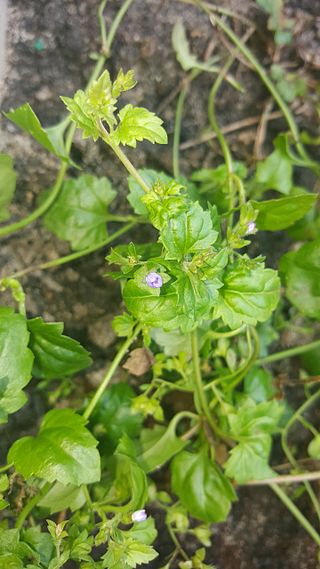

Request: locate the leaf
(4, 104), (68, 160)
(280, 238), (320, 320)
(61, 91), (101, 140)
(172, 20), (199, 71)
(0, 307), (34, 422)
(38, 483), (86, 514)
(255, 138), (293, 195)
(111, 105), (167, 148)
(0, 154), (16, 221)
(127, 170), (173, 215)
(43, 174), (116, 250)
(213, 261), (280, 329)
(224, 436), (276, 483)
(89, 384), (143, 456)
(22, 527), (54, 567)
(112, 69), (137, 98)
(8, 409), (101, 485)
(244, 367), (275, 403)
(123, 348), (154, 377)
(173, 272), (221, 331)
(161, 202), (218, 260)
(171, 450), (236, 522)
(102, 537), (158, 568)
(112, 313), (136, 338)
(308, 436), (320, 459)
(151, 328), (191, 356)
(0, 529), (40, 567)
(125, 518), (157, 546)
(104, 449), (147, 513)
(252, 194), (316, 230)
(138, 414), (189, 473)
(27, 317), (91, 379)
(123, 280), (182, 331)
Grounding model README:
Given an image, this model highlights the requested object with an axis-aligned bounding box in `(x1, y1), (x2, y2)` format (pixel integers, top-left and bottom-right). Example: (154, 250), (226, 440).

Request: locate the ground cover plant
(0, 0), (320, 567)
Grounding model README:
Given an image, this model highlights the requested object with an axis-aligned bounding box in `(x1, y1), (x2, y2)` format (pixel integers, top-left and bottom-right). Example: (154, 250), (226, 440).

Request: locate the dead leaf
(122, 347), (154, 376)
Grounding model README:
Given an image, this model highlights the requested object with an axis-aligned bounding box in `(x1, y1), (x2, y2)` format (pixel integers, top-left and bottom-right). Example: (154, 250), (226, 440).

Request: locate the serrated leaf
(127, 169), (173, 215)
(280, 238), (320, 320)
(125, 518), (157, 546)
(22, 527), (54, 567)
(43, 174), (116, 250)
(112, 69), (137, 98)
(4, 104), (69, 161)
(0, 307), (34, 423)
(8, 409), (101, 485)
(61, 91), (101, 140)
(112, 313), (136, 337)
(111, 105), (167, 148)
(161, 202), (218, 260)
(171, 450), (236, 522)
(173, 272), (221, 331)
(213, 261), (280, 329)
(224, 436), (276, 483)
(252, 194), (316, 230)
(27, 317), (92, 379)
(0, 154), (16, 221)
(102, 537), (158, 568)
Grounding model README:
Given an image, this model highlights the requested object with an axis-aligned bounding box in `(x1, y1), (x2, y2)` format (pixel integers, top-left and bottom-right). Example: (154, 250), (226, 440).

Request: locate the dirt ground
(1, 0), (320, 567)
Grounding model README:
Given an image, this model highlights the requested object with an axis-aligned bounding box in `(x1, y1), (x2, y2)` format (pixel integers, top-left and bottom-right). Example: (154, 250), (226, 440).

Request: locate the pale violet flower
(145, 272), (163, 289)
(131, 509), (147, 522)
(246, 221), (256, 235)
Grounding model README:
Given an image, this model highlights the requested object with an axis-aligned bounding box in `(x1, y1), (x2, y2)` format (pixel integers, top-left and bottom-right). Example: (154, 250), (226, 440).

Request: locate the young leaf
(61, 91), (101, 140)
(138, 414), (189, 472)
(213, 261), (280, 329)
(111, 105), (167, 148)
(172, 20), (199, 71)
(22, 527), (54, 567)
(0, 154), (16, 221)
(252, 194), (316, 231)
(173, 272), (222, 331)
(102, 537), (158, 568)
(8, 409), (101, 485)
(4, 104), (68, 160)
(0, 307), (34, 423)
(161, 202), (218, 260)
(112, 69), (137, 98)
(38, 483), (86, 514)
(125, 517), (157, 546)
(171, 450), (236, 522)
(127, 169), (173, 215)
(280, 238), (320, 320)
(43, 175), (116, 250)
(27, 317), (92, 379)
(112, 313), (136, 338)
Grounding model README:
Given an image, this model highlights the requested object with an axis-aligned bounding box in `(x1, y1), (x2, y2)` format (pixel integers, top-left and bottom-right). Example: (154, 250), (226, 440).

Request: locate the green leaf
(173, 272), (221, 331)
(0, 529), (40, 567)
(213, 261), (280, 329)
(125, 518), (157, 546)
(224, 436), (276, 483)
(89, 384), (143, 456)
(123, 280), (182, 331)
(22, 527), (54, 567)
(8, 409), (101, 485)
(0, 307), (34, 422)
(244, 367), (275, 403)
(280, 238), (320, 320)
(172, 20), (199, 71)
(0, 154), (16, 221)
(4, 104), (68, 160)
(161, 202), (218, 260)
(111, 105), (167, 148)
(43, 175), (116, 250)
(255, 139), (293, 195)
(252, 194), (316, 230)
(27, 317), (92, 379)
(308, 436), (320, 459)
(102, 537), (158, 568)
(103, 450), (147, 513)
(112, 313), (136, 338)
(38, 482), (86, 514)
(112, 69), (137, 98)
(61, 91), (101, 140)
(171, 450), (236, 522)
(138, 414), (189, 472)
(127, 170), (173, 215)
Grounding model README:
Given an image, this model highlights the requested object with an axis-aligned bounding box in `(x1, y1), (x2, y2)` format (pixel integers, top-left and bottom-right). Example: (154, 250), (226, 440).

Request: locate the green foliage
(8, 409), (101, 485)
(0, 307), (34, 423)
(28, 317), (92, 379)
(102, 537), (158, 568)
(252, 194), (316, 231)
(0, 154), (16, 221)
(171, 450), (236, 522)
(43, 175), (116, 250)
(280, 238), (320, 320)
(110, 105), (167, 148)
(127, 169), (172, 215)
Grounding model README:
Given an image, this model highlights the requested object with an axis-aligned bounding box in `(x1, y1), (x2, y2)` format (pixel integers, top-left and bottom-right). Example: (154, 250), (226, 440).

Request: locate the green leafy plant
(1, 0), (320, 567)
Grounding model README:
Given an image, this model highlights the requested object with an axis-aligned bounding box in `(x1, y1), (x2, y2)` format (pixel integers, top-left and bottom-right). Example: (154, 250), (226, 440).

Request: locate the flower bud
(131, 509), (147, 522)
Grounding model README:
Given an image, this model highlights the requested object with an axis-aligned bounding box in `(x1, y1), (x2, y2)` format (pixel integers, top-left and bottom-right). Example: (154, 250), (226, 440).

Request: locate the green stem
(0, 463), (13, 474)
(15, 481), (51, 530)
(257, 339), (320, 365)
(271, 483), (320, 547)
(83, 325), (141, 420)
(107, 140), (151, 193)
(7, 222), (136, 279)
(173, 85), (188, 179)
(208, 324), (246, 339)
(105, 0), (135, 53)
(167, 525), (189, 562)
(211, 14), (314, 168)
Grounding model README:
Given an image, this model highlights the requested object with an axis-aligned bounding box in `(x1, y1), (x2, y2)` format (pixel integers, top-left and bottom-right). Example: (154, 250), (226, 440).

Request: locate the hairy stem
(83, 325), (141, 420)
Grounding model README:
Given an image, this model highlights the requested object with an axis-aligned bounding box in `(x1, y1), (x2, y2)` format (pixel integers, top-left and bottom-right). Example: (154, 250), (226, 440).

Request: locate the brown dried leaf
(122, 347), (154, 377)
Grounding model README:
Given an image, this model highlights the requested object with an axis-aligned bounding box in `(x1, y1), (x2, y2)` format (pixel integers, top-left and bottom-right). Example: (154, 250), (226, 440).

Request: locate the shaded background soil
(1, 0), (320, 567)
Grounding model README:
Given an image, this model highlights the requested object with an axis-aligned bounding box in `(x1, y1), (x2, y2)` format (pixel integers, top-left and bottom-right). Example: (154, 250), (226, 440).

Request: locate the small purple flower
(146, 271), (163, 289)
(246, 221), (256, 235)
(131, 509), (147, 523)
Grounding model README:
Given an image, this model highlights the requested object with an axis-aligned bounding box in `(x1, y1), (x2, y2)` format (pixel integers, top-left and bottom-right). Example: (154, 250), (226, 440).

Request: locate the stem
(0, 463), (13, 474)
(7, 222), (136, 279)
(83, 325), (141, 420)
(245, 471), (320, 486)
(208, 324), (246, 339)
(107, 141), (151, 193)
(173, 85), (188, 179)
(105, 0), (135, 53)
(257, 339), (320, 365)
(271, 483), (320, 547)
(167, 525), (189, 562)
(15, 481), (51, 530)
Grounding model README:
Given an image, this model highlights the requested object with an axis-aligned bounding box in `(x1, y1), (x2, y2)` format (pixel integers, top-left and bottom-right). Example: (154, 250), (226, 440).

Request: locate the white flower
(131, 509), (147, 522)
(246, 221), (256, 235)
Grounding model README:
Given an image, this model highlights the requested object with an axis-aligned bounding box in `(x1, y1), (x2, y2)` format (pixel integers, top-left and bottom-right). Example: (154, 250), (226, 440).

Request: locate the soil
(1, 1), (320, 568)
